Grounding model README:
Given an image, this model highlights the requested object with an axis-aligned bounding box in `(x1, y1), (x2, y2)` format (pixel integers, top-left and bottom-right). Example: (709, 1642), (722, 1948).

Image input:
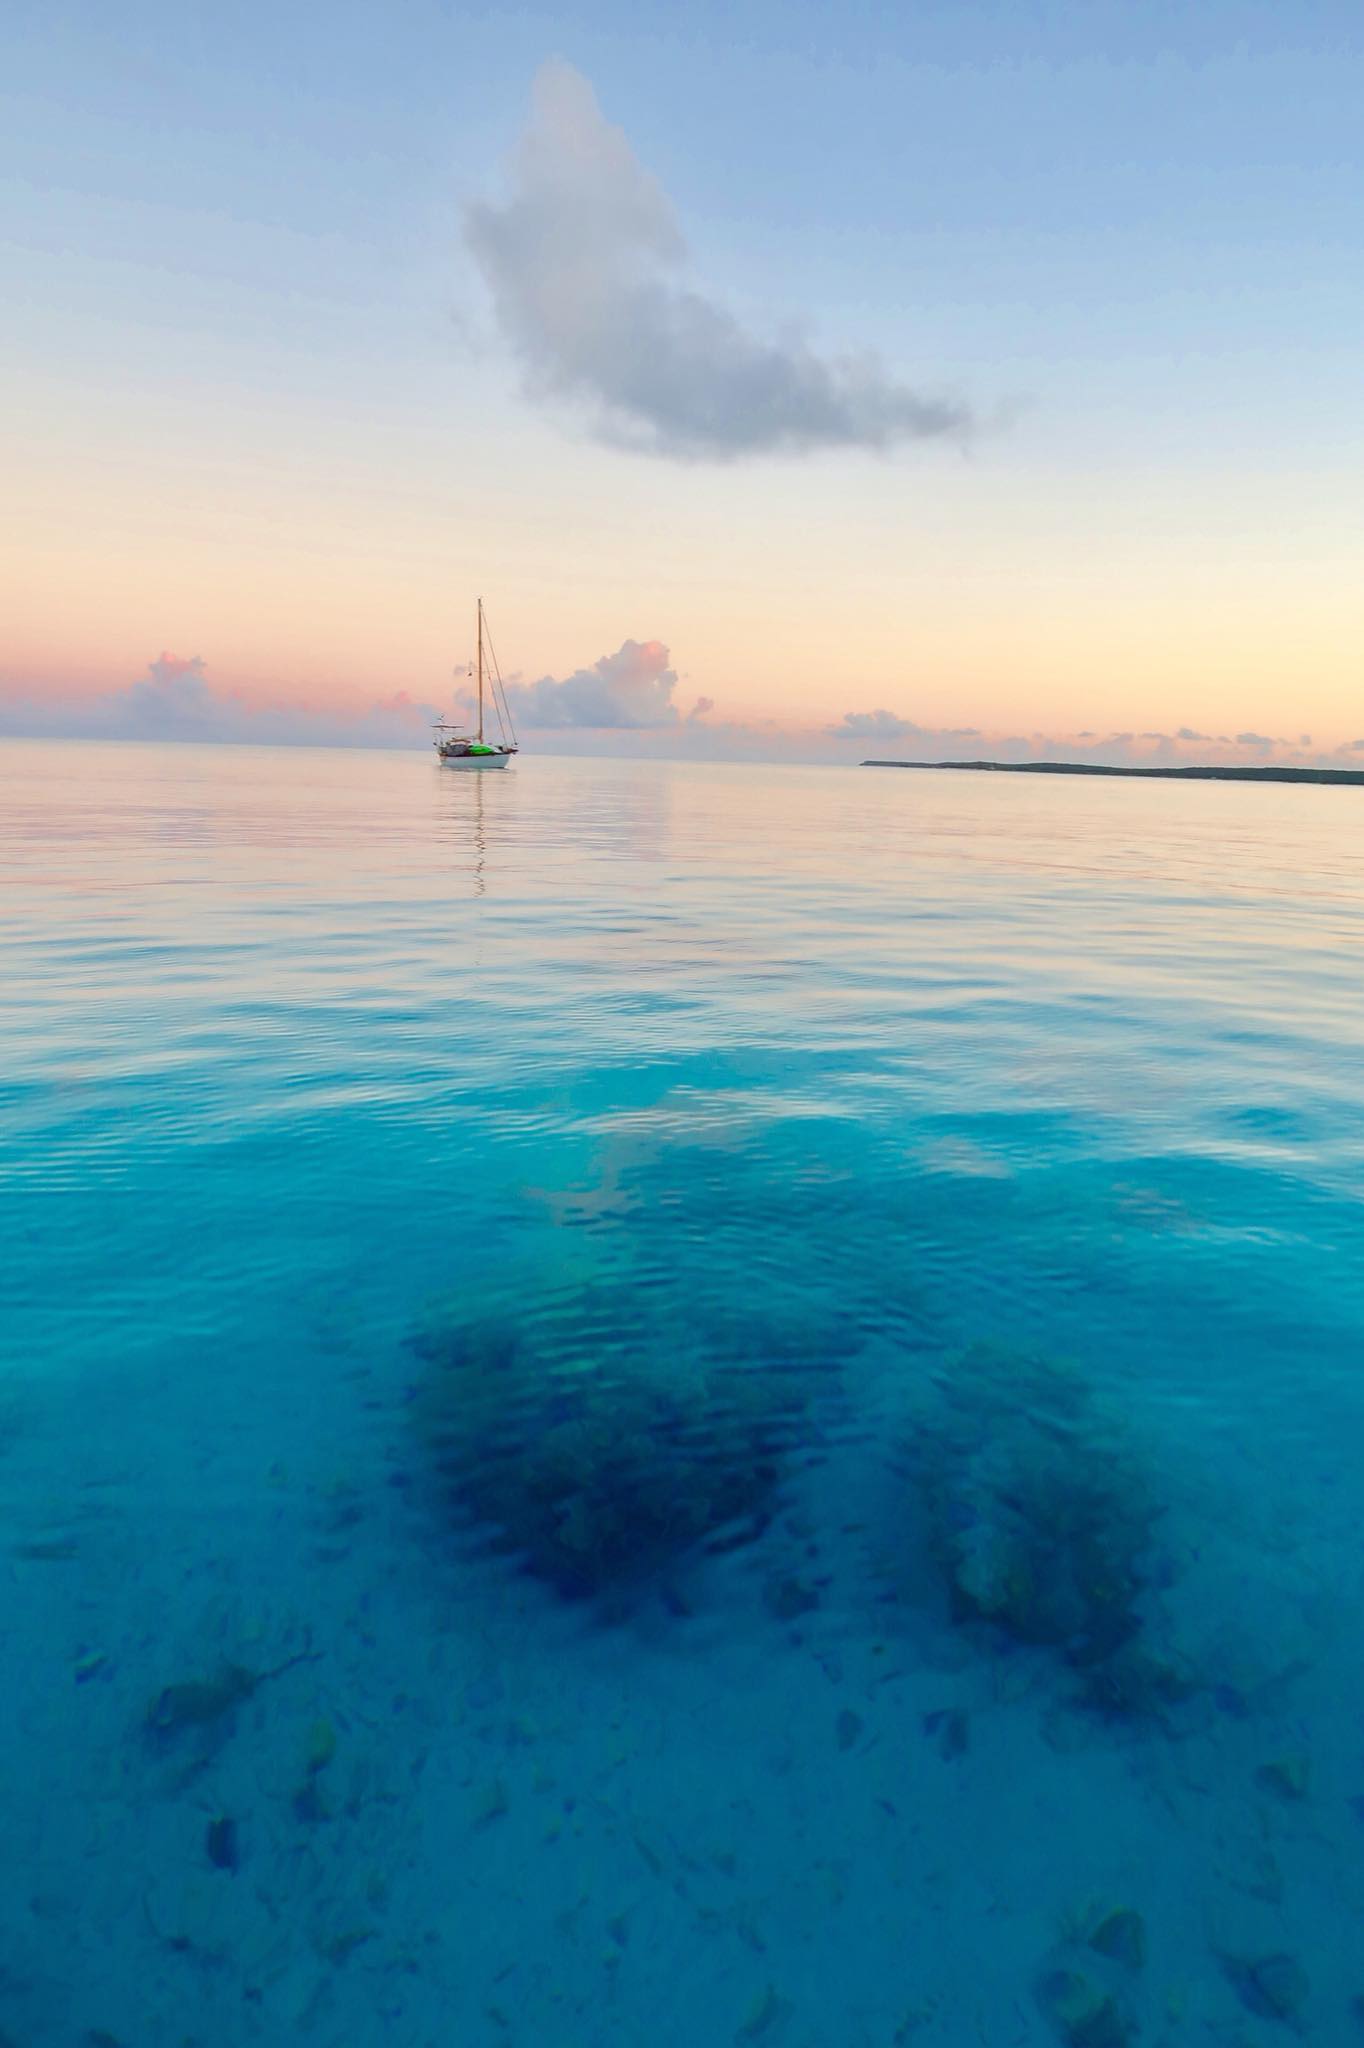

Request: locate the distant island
(862, 759), (1364, 787)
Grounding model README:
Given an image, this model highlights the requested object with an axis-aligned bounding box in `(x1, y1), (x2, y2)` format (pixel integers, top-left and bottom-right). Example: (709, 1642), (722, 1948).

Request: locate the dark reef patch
(899, 1345), (1188, 1717)
(409, 1288), (848, 1606)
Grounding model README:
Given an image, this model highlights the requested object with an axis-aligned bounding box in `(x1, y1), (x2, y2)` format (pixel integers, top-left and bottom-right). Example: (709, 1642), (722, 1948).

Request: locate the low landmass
(862, 759), (1364, 787)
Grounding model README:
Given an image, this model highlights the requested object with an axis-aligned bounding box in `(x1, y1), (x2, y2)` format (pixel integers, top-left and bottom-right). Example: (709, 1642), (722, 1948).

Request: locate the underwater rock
(292, 1777), (333, 1825)
(764, 1574), (820, 1621)
(318, 1925), (377, 1965)
(1254, 1754), (1310, 1802)
(1088, 1909), (1145, 1971)
(473, 1778), (510, 1829)
(290, 1716), (339, 1823)
(304, 1719), (337, 1775)
(13, 1536), (79, 1561)
(411, 1293), (840, 1603)
(922, 1707), (970, 1760)
(1077, 1645), (1193, 1723)
(735, 1982), (790, 2041)
(205, 1815), (239, 1872)
(1036, 1966), (1135, 2048)
(1224, 1952), (1309, 2024)
(904, 1346), (1172, 1714)
(835, 1708), (863, 1753)
(144, 1648), (316, 1748)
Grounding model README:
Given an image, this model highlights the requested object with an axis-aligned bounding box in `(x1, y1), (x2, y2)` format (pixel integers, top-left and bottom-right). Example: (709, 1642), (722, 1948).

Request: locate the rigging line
(481, 614), (501, 678)
(494, 672), (518, 749)
(480, 617), (519, 748)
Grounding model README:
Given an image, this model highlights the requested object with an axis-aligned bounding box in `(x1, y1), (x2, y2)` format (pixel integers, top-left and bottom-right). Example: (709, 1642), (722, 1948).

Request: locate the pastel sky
(2, 1), (1361, 761)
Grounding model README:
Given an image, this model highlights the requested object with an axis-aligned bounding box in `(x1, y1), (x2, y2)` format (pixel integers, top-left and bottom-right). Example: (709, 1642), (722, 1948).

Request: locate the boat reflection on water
(435, 760), (497, 896)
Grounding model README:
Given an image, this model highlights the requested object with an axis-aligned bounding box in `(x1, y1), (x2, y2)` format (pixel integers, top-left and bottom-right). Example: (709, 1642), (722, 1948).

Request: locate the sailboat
(433, 599), (519, 768)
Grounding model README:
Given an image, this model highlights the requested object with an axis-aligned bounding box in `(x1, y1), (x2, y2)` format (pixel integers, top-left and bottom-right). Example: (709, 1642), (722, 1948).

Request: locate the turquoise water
(4, 738), (1363, 2045)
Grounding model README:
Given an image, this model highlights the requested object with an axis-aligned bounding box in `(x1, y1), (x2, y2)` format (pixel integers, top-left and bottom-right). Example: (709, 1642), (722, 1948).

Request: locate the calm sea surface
(3, 739), (1363, 2046)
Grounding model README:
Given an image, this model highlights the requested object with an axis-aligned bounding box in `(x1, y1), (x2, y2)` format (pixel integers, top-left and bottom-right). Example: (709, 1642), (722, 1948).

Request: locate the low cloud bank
(0, 654), (441, 749)
(514, 707), (1359, 769)
(826, 717), (1363, 773)
(6, 654), (1358, 772)
(0, 639), (700, 750)
(465, 62), (971, 462)
(828, 708), (982, 743)
(829, 708), (922, 742)
(495, 638), (684, 729)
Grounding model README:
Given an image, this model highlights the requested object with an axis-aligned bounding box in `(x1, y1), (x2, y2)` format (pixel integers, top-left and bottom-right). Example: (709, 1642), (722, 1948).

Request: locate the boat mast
(477, 597), (484, 744)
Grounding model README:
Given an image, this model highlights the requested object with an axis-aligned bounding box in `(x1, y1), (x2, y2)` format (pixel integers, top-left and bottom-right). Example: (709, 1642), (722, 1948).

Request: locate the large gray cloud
(497, 638), (683, 728)
(0, 653), (442, 749)
(465, 62), (972, 461)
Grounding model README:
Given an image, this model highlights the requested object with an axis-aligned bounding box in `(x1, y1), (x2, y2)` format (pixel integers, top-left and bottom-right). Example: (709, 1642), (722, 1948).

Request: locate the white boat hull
(439, 752), (511, 769)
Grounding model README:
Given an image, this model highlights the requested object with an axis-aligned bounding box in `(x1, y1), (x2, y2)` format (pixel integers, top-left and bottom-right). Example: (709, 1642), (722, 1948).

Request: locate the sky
(2, 0), (1361, 762)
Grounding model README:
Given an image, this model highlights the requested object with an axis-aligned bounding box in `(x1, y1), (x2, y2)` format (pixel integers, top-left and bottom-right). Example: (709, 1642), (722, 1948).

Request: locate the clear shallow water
(3, 738), (1364, 2045)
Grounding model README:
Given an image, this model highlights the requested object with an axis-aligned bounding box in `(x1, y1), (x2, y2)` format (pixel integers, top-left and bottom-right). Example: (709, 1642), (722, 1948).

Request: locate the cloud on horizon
(513, 704), (1354, 770)
(828, 708), (923, 742)
(0, 653), (441, 749)
(491, 637), (686, 729)
(825, 707), (988, 745)
(6, 655), (1360, 776)
(465, 62), (973, 462)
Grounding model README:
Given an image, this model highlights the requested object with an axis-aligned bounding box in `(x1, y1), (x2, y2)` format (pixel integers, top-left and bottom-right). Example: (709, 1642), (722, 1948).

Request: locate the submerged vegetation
(409, 1289), (844, 1603)
(901, 1346), (1187, 1717)
(409, 1296), (1194, 1710)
